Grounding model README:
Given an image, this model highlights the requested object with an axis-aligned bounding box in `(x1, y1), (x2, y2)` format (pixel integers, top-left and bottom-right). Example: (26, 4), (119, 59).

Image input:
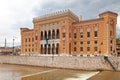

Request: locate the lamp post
(13, 36), (17, 54)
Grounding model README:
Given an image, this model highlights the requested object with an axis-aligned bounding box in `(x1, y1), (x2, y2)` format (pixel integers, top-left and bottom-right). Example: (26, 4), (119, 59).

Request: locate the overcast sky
(0, 0), (120, 47)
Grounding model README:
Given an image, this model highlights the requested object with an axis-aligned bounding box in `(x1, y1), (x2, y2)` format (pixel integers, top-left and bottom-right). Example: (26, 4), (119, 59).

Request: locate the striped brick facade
(20, 10), (118, 56)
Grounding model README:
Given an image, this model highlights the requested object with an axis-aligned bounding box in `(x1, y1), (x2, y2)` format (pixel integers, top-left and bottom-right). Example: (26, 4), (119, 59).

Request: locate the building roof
(72, 18), (104, 25)
(20, 28), (34, 32)
(33, 9), (79, 23)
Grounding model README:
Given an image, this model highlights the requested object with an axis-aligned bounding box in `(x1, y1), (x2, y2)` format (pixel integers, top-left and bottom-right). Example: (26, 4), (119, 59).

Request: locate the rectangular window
(74, 42), (77, 45)
(110, 31), (112, 36)
(32, 44), (34, 47)
(69, 33), (71, 38)
(29, 38), (31, 42)
(74, 33), (77, 38)
(110, 40), (112, 44)
(35, 36), (38, 40)
(94, 47), (98, 51)
(87, 47), (90, 51)
(111, 46), (112, 51)
(94, 41), (98, 44)
(87, 32), (90, 37)
(80, 47), (83, 51)
(80, 32), (83, 38)
(25, 38), (27, 42)
(80, 41), (83, 45)
(63, 33), (65, 38)
(74, 47), (76, 51)
(25, 49), (27, 52)
(87, 41), (90, 44)
(94, 31), (98, 37)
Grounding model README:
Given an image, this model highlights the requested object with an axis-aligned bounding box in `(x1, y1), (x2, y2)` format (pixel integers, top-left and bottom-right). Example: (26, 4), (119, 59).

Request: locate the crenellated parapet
(33, 9), (79, 23)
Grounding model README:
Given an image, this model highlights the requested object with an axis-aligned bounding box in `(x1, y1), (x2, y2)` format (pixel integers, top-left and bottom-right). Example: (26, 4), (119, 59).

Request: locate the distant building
(20, 10), (118, 56)
(0, 46), (21, 55)
(0, 47), (12, 55)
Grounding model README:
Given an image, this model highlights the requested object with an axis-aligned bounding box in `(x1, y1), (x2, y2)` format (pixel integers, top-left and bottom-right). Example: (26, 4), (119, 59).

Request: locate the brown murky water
(0, 64), (98, 80)
(88, 71), (120, 80)
(0, 64), (120, 80)
(0, 64), (51, 80)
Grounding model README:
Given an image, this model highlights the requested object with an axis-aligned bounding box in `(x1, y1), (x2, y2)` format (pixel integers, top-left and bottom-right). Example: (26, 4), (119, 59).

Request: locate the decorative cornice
(99, 11), (118, 17)
(73, 18), (104, 25)
(33, 9), (79, 23)
(20, 28), (34, 32)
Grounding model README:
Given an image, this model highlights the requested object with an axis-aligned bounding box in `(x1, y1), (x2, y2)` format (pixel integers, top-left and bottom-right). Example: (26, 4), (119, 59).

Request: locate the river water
(0, 64), (98, 80)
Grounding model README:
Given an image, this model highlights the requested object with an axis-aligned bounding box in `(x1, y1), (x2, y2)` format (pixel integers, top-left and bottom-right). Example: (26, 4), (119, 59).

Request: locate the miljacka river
(0, 64), (120, 80)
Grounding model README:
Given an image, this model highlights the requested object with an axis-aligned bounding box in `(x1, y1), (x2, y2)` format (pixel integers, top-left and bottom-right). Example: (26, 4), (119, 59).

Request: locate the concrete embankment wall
(0, 56), (120, 71)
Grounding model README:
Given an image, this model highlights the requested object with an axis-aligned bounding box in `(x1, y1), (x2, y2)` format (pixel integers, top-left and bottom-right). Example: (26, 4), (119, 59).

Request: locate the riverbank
(0, 55), (120, 71)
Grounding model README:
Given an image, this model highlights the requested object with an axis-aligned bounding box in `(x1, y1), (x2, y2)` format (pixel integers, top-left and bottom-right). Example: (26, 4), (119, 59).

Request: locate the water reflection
(0, 64), (50, 80)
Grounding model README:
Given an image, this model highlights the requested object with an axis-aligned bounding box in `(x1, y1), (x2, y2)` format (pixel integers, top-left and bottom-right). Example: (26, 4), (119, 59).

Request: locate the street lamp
(13, 36), (17, 54)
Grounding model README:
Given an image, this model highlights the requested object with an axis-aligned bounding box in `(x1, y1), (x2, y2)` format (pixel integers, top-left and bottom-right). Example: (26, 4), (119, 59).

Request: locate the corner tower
(99, 11), (118, 56)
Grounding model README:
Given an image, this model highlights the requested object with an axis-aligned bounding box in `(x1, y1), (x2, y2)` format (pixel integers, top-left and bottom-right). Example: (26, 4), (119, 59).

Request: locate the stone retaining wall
(0, 56), (120, 71)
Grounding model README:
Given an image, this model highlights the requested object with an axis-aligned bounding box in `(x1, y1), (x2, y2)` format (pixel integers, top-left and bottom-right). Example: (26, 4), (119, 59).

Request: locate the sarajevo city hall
(20, 10), (118, 56)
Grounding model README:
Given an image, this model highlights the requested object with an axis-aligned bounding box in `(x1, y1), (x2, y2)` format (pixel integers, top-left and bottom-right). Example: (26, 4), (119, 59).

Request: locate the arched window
(48, 44), (51, 54)
(56, 43), (59, 54)
(52, 44), (55, 54)
(52, 30), (55, 39)
(44, 44), (47, 54)
(56, 29), (59, 39)
(48, 30), (51, 39)
(41, 44), (43, 54)
(45, 31), (47, 39)
(41, 31), (43, 40)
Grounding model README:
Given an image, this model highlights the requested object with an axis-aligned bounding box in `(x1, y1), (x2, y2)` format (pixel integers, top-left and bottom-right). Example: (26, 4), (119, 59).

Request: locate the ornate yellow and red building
(20, 10), (118, 56)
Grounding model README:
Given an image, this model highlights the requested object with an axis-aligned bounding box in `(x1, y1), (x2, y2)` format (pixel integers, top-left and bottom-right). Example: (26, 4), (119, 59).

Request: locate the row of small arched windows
(41, 29), (59, 40)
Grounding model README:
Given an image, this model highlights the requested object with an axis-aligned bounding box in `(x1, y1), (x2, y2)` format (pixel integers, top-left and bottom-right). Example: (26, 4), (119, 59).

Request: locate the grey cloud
(33, 0), (120, 37)
(11, 0), (120, 42)
(33, 0), (120, 19)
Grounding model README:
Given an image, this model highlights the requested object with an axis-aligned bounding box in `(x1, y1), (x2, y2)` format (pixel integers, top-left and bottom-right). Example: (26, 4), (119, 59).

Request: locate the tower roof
(99, 11), (118, 17)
